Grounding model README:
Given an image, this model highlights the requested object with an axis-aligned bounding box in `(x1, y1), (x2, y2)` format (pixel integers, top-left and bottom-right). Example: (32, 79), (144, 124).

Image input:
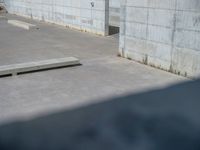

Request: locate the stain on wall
(120, 0), (200, 78)
(4, 0), (109, 36)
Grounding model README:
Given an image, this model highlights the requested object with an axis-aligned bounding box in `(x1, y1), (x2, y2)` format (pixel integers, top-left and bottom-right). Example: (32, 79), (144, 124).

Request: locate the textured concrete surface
(7, 20), (36, 30)
(4, 0), (109, 35)
(0, 57), (80, 76)
(0, 14), (186, 124)
(109, 0), (120, 27)
(120, 0), (200, 78)
(0, 79), (199, 150)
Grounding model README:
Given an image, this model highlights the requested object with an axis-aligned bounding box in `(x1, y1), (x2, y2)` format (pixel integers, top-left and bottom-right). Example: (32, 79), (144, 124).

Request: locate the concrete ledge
(8, 13), (108, 36)
(7, 20), (36, 30)
(0, 57), (80, 76)
(0, 16), (6, 19)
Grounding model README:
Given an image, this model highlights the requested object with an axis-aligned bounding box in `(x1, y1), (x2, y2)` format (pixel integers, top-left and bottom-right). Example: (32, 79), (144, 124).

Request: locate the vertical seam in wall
(105, 0), (109, 36)
(170, 0), (177, 71)
(144, 0), (150, 63)
(30, 0), (32, 18)
(146, 0), (150, 40)
(53, 0), (55, 21)
(91, 1), (93, 31)
(123, 0), (127, 57)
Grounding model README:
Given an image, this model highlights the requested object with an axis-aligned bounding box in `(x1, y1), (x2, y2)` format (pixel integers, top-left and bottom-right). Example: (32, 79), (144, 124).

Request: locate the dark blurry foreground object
(0, 4), (6, 13)
(0, 79), (200, 150)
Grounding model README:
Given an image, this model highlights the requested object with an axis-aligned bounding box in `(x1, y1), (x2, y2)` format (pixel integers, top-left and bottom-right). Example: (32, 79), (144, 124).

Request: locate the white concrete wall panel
(109, 0), (120, 27)
(120, 0), (200, 78)
(4, 0), (109, 36)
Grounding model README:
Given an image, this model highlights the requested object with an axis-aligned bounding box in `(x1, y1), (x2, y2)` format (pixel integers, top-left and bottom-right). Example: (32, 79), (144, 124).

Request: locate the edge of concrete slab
(7, 20), (36, 30)
(0, 57), (80, 76)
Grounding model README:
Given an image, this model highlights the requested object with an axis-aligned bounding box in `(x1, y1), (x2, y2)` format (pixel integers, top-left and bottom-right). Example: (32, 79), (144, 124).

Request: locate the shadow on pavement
(0, 79), (200, 150)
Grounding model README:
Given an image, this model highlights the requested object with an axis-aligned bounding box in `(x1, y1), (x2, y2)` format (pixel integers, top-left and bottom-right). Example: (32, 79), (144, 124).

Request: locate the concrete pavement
(0, 14), (187, 124)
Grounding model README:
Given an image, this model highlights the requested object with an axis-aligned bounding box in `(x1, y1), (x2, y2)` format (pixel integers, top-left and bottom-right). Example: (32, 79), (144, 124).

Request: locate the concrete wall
(120, 0), (200, 78)
(109, 0), (120, 27)
(4, 0), (109, 36)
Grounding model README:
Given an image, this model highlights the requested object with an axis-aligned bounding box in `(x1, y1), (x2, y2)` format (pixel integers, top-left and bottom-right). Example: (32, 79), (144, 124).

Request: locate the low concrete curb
(8, 20), (36, 30)
(0, 57), (80, 76)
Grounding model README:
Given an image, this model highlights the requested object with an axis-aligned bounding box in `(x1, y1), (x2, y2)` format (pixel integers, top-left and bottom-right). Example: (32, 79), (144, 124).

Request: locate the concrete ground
(0, 13), (187, 124)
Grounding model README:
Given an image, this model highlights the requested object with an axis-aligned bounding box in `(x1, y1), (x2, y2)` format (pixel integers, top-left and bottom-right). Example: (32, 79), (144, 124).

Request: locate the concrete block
(8, 20), (36, 30)
(126, 7), (148, 24)
(172, 47), (200, 77)
(125, 50), (171, 71)
(176, 11), (200, 31)
(125, 36), (172, 62)
(126, 0), (148, 7)
(0, 57), (80, 76)
(147, 25), (173, 45)
(148, 0), (176, 9)
(109, 0), (120, 27)
(126, 22), (147, 39)
(148, 9), (174, 27)
(177, 0), (200, 12)
(175, 29), (200, 51)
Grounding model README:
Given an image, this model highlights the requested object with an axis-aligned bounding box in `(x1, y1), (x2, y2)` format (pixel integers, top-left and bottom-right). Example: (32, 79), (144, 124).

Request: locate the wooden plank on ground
(0, 57), (80, 76)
